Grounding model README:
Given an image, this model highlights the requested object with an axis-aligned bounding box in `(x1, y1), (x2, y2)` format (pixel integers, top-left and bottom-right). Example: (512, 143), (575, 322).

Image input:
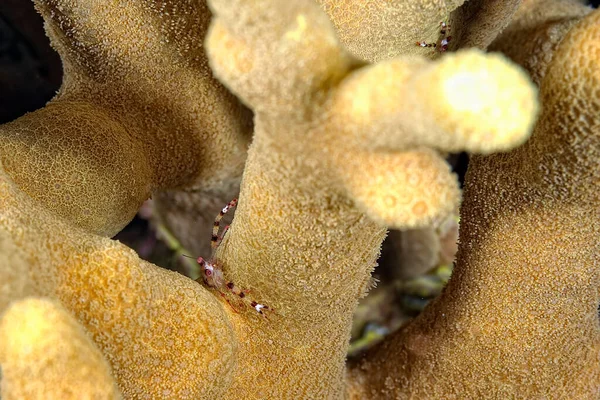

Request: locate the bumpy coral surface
(141, 0), (524, 263)
(1, 0), (597, 399)
(205, 0), (536, 397)
(0, 297), (122, 399)
(316, 0), (521, 62)
(0, 0), (251, 236)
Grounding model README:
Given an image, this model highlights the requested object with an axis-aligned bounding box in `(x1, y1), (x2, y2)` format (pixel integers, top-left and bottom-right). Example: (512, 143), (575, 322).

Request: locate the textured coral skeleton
(0, 0), (598, 399)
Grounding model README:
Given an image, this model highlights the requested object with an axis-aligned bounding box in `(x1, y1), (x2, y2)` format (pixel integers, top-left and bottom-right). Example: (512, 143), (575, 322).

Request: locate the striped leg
(440, 21), (451, 36)
(416, 21), (451, 53)
(211, 198), (238, 249)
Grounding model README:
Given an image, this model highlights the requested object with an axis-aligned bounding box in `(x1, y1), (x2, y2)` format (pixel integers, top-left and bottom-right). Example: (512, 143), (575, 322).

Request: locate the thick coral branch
(206, 0), (357, 117)
(204, 0), (539, 397)
(330, 51), (538, 154)
(217, 135), (386, 398)
(335, 148), (460, 228)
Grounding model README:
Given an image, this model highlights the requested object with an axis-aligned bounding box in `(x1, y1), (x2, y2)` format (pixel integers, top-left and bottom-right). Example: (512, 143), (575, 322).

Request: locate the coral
(489, 0), (591, 85)
(0, 297), (122, 399)
(2, 0), (597, 399)
(316, 0), (521, 62)
(0, 227), (35, 313)
(127, 0), (525, 281)
(346, 5), (600, 399)
(0, 0), (251, 236)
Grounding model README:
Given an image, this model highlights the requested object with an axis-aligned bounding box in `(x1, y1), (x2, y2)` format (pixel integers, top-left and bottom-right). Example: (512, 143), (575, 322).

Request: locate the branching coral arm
(206, 0), (359, 117)
(325, 50), (537, 228)
(208, 0), (538, 230)
(205, 0), (538, 398)
(329, 51), (538, 154)
(0, 297), (123, 399)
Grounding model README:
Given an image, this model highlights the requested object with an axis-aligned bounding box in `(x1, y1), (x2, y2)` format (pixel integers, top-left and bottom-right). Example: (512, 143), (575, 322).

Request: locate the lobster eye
(205, 269), (212, 276)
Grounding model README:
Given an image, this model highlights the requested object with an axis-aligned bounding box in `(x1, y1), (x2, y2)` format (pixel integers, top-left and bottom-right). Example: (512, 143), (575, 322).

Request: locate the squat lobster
(194, 198), (273, 318)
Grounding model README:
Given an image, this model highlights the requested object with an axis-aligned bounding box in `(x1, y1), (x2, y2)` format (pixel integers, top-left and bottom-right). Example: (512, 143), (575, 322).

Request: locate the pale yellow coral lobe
(330, 51), (538, 154)
(207, 0), (354, 117)
(0, 0), (251, 236)
(0, 297), (122, 399)
(1, 102), (153, 236)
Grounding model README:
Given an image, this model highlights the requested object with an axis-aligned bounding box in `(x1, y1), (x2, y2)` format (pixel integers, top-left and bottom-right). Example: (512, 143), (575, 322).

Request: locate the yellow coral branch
(206, 0), (357, 116)
(204, 0), (539, 397)
(330, 50), (538, 154)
